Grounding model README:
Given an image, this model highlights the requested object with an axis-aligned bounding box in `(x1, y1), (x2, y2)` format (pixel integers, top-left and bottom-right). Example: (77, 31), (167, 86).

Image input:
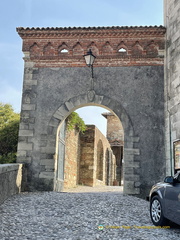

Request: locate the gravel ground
(0, 186), (179, 240)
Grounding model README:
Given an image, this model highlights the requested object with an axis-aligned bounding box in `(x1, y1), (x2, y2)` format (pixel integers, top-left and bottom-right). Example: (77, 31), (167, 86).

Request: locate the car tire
(150, 195), (167, 226)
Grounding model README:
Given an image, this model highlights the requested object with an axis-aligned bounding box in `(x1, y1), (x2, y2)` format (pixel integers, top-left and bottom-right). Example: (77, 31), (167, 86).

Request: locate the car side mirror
(164, 176), (174, 184)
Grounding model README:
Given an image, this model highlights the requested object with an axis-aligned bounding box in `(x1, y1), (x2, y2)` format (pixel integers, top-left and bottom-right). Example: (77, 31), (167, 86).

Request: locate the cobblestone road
(0, 186), (179, 240)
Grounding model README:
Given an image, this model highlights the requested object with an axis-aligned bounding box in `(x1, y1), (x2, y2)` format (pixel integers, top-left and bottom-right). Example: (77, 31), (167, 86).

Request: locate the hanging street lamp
(84, 49), (96, 78)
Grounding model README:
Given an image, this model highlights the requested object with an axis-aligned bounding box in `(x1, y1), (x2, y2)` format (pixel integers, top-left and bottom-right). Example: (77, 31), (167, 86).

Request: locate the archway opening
(55, 105), (124, 191)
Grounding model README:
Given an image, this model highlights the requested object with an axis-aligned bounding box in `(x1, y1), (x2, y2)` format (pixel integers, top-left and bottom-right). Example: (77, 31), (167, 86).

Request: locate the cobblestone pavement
(0, 186), (179, 240)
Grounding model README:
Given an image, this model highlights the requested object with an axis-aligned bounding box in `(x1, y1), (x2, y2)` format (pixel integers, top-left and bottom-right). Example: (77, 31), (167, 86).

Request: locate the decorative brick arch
(17, 26), (166, 198)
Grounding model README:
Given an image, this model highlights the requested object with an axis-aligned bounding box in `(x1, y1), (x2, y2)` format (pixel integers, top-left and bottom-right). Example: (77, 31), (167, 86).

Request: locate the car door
(164, 173), (180, 225)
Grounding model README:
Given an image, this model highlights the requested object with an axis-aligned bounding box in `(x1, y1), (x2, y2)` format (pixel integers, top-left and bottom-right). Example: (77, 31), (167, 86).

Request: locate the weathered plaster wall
(164, 0), (180, 174)
(0, 164), (23, 204)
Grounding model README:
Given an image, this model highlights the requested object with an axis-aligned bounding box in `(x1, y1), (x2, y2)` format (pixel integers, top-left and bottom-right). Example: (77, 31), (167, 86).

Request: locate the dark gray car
(149, 171), (180, 226)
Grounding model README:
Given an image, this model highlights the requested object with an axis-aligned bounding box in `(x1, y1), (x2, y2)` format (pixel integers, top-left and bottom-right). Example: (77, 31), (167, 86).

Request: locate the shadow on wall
(0, 164), (24, 204)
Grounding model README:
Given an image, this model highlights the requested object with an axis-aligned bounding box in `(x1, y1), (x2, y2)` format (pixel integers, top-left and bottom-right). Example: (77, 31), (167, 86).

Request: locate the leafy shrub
(66, 112), (86, 133)
(0, 153), (17, 164)
(0, 103), (20, 164)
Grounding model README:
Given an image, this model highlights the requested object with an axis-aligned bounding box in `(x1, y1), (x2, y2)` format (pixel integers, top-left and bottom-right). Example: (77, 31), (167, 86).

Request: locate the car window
(174, 172), (180, 183)
(177, 174), (180, 183)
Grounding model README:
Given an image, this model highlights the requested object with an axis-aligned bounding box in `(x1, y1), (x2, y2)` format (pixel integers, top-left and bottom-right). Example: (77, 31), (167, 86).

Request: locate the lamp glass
(84, 50), (96, 66)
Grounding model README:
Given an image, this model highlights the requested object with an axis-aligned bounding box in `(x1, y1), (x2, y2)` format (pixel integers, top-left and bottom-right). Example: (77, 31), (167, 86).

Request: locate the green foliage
(0, 103), (19, 128)
(0, 103), (20, 163)
(0, 153), (17, 164)
(67, 112), (86, 133)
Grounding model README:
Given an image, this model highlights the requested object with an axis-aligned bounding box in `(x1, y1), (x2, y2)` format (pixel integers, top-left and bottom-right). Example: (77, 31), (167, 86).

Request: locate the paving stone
(0, 186), (179, 240)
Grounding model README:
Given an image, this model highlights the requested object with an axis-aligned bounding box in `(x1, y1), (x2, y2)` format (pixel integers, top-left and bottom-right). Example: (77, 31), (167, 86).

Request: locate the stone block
(58, 105), (69, 117)
(124, 161), (140, 168)
(18, 142), (33, 151)
(40, 147), (55, 154)
(123, 180), (140, 195)
(19, 123), (29, 130)
(24, 80), (37, 85)
(134, 181), (141, 187)
(94, 94), (103, 104)
(124, 148), (140, 155)
(22, 104), (36, 111)
(65, 101), (74, 111)
(53, 110), (64, 120)
(17, 151), (27, 157)
(40, 159), (54, 166)
(19, 130), (34, 137)
(39, 171), (54, 179)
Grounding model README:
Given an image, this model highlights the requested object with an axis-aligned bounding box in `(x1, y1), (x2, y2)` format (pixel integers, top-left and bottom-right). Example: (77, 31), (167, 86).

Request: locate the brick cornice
(17, 25), (166, 39)
(17, 25), (166, 67)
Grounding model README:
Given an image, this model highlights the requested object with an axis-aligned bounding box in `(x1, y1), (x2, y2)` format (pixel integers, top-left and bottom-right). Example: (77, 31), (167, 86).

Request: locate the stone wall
(102, 112), (124, 145)
(63, 125), (116, 188)
(164, 0), (180, 175)
(79, 125), (115, 187)
(64, 128), (81, 189)
(94, 125), (116, 186)
(102, 112), (124, 185)
(0, 164), (23, 204)
(79, 126), (95, 186)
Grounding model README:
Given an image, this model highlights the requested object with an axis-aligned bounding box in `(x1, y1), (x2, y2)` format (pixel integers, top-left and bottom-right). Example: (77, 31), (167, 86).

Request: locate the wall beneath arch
(17, 63), (165, 198)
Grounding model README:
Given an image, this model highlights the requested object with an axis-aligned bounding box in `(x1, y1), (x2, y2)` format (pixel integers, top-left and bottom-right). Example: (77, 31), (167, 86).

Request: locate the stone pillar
(164, 0), (180, 175)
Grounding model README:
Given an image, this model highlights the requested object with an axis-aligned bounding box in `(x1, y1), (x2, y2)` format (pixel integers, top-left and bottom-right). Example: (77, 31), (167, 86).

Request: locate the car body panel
(149, 172), (180, 226)
(164, 183), (180, 224)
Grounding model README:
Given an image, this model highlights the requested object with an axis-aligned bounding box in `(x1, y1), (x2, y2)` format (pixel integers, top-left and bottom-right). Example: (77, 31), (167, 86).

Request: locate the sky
(0, 0), (163, 135)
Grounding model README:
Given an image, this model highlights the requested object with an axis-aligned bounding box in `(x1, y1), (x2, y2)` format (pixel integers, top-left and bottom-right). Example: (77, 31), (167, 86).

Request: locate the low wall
(0, 164), (23, 204)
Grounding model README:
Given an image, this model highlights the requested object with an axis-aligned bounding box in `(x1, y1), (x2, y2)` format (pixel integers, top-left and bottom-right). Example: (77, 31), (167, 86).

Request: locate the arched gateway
(17, 26), (166, 198)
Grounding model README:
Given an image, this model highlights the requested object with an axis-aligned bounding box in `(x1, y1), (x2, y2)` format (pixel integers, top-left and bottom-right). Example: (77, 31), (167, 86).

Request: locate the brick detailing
(17, 26), (166, 68)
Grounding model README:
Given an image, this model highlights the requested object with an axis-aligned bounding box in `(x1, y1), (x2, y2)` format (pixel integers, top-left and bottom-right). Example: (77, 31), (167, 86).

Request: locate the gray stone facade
(164, 0), (180, 175)
(17, 63), (165, 198)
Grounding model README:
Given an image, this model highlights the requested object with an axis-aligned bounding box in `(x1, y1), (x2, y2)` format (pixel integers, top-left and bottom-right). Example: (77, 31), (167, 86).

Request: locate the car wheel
(150, 196), (167, 226)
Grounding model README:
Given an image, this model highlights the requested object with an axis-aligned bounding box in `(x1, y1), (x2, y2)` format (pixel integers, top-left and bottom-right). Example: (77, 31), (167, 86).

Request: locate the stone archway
(17, 26), (166, 198)
(47, 93), (139, 195)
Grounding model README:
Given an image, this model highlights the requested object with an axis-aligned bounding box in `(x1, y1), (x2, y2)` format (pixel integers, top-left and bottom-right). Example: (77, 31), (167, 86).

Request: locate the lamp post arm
(91, 65), (94, 79)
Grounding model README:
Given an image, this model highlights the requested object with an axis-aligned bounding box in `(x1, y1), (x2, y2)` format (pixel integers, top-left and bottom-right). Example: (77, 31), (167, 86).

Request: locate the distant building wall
(102, 112), (124, 185)
(79, 125), (95, 186)
(102, 113), (124, 145)
(64, 128), (81, 189)
(94, 125), (116, 186)
(63, 125), (116, 189)
(164, 0), (180, 174)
